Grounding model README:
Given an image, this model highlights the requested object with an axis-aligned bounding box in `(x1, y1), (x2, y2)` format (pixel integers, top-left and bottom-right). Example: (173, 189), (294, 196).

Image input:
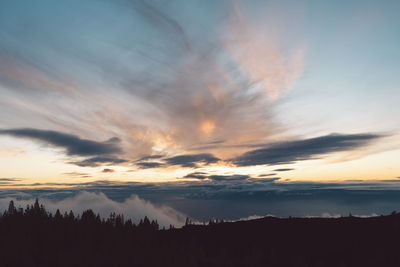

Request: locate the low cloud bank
(0, 191), (186, 228)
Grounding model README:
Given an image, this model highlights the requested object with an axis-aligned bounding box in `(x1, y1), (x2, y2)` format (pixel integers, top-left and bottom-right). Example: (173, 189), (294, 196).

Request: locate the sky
(0, 0), (399, 223)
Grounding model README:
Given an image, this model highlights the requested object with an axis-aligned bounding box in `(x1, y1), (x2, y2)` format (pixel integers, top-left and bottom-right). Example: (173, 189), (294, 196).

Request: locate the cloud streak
(184, 172), (251, 182)
(164, 153), (220, 168)
(136, 162), (164, 169)
(274, 168), (294, 172)
(70, 156), (127, 167)
(134, 153), (220, 169)
(0, 128), (121, 156)
(233, 133), (382, 166)
(0, 128), (128, 167)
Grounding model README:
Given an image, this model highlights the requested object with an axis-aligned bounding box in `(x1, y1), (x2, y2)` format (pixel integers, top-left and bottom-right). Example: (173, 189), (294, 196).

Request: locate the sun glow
(200, 120), (216, 135)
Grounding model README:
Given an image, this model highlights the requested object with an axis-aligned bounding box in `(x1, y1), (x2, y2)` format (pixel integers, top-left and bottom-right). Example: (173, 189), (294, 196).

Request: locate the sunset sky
(0, 0), (399, 223)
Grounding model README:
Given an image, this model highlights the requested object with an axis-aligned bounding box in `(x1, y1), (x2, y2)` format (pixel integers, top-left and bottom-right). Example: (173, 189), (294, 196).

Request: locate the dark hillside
(1, 199), (399, 267)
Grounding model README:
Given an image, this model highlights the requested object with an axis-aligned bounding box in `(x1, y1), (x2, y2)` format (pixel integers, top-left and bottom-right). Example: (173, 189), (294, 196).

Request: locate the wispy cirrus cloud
(0, 0), (391, 179)
(0, 0), (304, 161)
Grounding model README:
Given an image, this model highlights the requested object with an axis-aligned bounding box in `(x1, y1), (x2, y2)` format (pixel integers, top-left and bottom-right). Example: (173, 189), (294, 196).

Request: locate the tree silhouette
(7, 200), (17, 215)
(54, 209), (62, 221)
(1, 198), (400, 267)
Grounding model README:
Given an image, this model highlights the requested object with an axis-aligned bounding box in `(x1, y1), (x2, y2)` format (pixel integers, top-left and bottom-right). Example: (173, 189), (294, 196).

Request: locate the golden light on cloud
(200, 120), (216, 135)
(0, 0), (397, 193)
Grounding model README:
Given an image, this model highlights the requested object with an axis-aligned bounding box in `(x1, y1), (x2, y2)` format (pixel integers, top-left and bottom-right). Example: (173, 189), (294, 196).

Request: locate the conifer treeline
(1, 199), (400, 266)
(3, 198), (160, 230)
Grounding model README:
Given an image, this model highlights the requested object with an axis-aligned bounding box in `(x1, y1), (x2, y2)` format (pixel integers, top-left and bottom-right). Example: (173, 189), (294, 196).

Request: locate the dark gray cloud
(0, 128), (126, 168)
(136, 162), (164, 169)
(135, 153), (220, 169)
(0, 178), (21, 185)
(247, 177), (281, 183)
(184, 172), (209, 179)
(164, 153), (220, 168)
(184, 172), (250, 182)
(182, 172), (279, 184)
(274, 168), (294, 172)
(63, 172), (91, 178)
(258, 174), (276, 177)
(71, 156), (127, 167)
(102, 168), (115, 173)
(206, 174), (251, 182)
(232, 133), (382, 167)
(0, 128), (121, 156)
(0, 178), (21, 181)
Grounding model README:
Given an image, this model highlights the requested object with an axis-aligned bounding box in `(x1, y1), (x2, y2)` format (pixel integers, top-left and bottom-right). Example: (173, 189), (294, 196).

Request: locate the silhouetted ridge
(1, 199), (400, 266)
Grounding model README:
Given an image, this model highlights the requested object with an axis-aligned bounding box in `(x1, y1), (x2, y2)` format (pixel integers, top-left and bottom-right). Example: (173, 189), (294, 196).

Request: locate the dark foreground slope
(1, 200), (400, 267)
